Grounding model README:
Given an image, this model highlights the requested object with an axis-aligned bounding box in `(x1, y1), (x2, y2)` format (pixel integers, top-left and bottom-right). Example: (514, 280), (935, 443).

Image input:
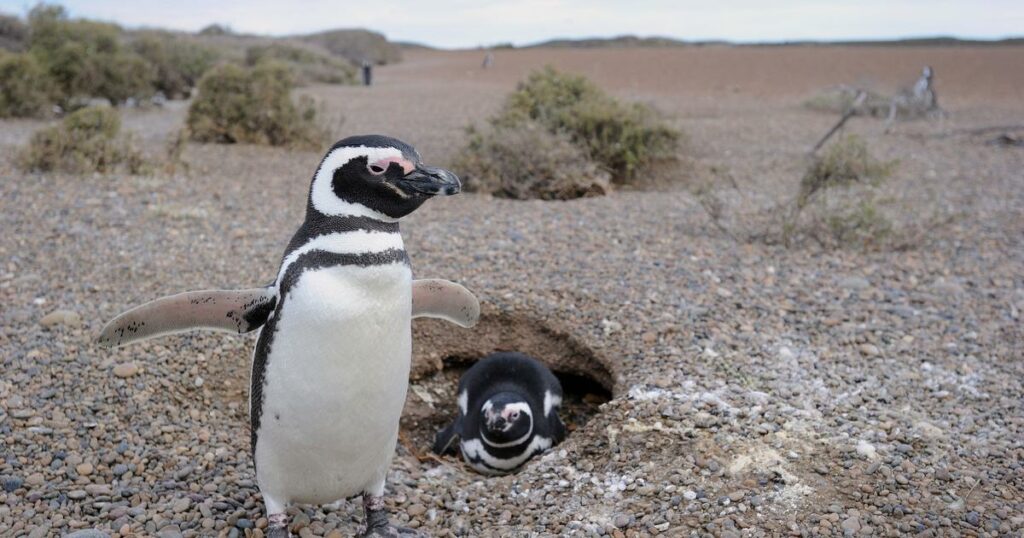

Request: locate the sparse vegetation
(804, 86), (890, 117)
(245, 42), (355, 85)
(186, 62), (327, 149)
(786, 135), (897, 248)
(0, 51), (52, 117)
(17, 105), (146, 174)
(796, 134), (896, 209)
(454, 121), (611, 200)
(457, 67), (680, 199)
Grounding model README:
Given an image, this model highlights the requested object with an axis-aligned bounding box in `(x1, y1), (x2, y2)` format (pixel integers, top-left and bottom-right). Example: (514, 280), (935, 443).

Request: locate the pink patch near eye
(370, 157), (414, 175)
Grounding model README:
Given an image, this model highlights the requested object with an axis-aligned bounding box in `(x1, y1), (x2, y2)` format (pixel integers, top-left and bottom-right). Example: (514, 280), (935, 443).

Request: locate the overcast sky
(2, 0), (1021, 48)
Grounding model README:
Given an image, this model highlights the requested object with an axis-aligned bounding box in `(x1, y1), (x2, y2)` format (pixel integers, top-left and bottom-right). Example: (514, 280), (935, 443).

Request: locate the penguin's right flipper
(97, 288), (277, 348)
(432, 417), (462, 455)
(412, 279), (480, 328)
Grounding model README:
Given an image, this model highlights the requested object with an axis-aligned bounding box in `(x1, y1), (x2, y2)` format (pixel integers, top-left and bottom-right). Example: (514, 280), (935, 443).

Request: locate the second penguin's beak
(395, 165), (461, 196)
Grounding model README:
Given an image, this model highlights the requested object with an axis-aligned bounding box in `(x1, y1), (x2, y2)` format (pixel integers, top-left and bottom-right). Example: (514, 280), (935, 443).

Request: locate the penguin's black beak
(395, 165), (461, 197)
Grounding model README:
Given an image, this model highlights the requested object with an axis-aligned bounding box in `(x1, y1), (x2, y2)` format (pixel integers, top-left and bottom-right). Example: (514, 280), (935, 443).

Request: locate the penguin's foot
(267, 512), (291, 538)
(361, 495), (426, 537)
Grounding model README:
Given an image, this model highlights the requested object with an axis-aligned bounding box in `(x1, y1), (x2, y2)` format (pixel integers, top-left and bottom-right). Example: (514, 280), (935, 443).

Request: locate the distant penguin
(433, 352), (566, 475)
(99, 135), (480, 538)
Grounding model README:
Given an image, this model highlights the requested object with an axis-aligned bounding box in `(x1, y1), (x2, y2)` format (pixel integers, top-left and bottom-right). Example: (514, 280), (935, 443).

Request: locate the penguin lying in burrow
(98, 135), (479, 538)
(433, 352), (567, 475)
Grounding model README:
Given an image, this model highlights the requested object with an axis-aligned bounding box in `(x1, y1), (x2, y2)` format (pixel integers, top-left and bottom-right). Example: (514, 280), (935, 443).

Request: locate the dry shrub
(131, 32), (219, 98)
(18, 105), (146, 174)
(457, 67), (681, 200)
(301, 29), (401, 65)
(796, 134), (896, 208)
(454, 121), (610, 200)
(0, 13), (27, 51)
(186, 62), (327, 149)
(245, 42), (355, 85)
(784, 135), (898, 247)
(27, 4), (154, 108)
(497, 66), (680, 183)
(0, 51), (51, 117)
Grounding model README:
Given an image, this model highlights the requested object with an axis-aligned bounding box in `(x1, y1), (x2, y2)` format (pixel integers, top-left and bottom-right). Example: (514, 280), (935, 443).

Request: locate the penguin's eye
(368, 164), (386, 175)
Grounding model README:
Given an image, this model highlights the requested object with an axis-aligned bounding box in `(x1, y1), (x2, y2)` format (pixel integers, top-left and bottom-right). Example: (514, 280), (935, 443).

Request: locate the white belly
(254, 262), (412, 505)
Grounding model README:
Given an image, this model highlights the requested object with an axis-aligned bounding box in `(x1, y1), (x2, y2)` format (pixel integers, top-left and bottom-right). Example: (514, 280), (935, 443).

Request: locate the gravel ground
(1, 48), (1023, 537)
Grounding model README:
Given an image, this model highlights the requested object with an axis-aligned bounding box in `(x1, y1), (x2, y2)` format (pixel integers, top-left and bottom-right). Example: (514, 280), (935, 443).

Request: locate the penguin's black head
(480, 392), (533, 447)
(309, 134), (460, 220)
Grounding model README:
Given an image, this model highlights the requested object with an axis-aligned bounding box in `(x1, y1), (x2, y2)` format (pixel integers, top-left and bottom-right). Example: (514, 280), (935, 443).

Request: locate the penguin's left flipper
(97, 288), (277, 348)
(432, 417), (462, 455)
(412, 279), (480, 328)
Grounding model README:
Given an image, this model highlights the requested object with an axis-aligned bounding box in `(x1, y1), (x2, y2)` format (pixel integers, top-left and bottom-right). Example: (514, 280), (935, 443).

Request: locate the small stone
(76, 462), (94, 476)
(113, 363), (140, 378)
(858, 344), (880, 357)
(289, 513), (310, 533)
(68, 489), (88, 500)
(613, 514), (630, 529)
(157, 525), (183, 538)
(965, 511), (980, 526)
(842, 516), (861, 534)
(25, 472), (45, 486)
(2, 476), (23, 492)
(683, 490), (697, 501)
(65, 531), (110, 538)
(172, 497), (191, 513)
(839, 276), (870, 290)
(407, 504), (427, 517)
(84, 484), (112, 496)
(236, 519), (254, 529)
(39, 309), (82, 328)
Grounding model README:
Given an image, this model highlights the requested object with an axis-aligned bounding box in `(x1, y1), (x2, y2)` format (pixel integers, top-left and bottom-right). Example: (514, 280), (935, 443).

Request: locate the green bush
(131, 32), (218, 98)
(186, 62), (327, 149)
(0, 51), (52, 117)
(454, 121), (611, 200)
(18, 105), (146, 174)
(245, 42), (355, 85)
(27, 4), (154, 107)
(494, 67), (680, 183)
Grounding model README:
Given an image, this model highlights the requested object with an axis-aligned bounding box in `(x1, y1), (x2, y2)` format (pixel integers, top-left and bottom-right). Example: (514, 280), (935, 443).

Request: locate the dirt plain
(1, 46), (1023, 537)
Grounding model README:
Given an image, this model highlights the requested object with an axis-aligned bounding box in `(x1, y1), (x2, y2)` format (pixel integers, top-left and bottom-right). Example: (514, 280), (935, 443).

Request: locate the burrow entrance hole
(400, 312), (615, 460)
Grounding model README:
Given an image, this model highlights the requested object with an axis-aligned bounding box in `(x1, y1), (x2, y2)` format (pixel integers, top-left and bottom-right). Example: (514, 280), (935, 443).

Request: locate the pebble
(407, 504), (427, 517)
(76, 462), (94, 476)
(112, 363), (140, 378)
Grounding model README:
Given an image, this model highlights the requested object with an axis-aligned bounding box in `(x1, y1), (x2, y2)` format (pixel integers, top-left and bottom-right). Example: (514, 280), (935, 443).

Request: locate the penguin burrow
(432, 352), (568, 475)
(98, 135), (478, 538)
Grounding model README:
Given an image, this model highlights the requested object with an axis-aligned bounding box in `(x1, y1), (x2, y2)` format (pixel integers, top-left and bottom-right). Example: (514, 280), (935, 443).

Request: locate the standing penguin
(433, 352), (566, 475)
(98, 135), (480, 538)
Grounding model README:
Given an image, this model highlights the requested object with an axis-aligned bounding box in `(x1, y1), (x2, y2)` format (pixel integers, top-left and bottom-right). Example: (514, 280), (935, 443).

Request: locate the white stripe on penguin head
(310, 145), (406, 222)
